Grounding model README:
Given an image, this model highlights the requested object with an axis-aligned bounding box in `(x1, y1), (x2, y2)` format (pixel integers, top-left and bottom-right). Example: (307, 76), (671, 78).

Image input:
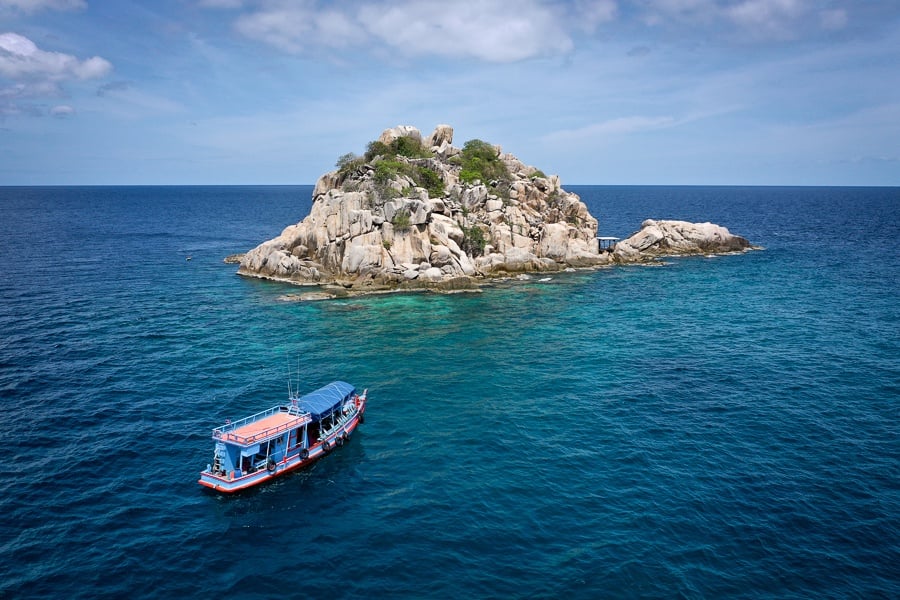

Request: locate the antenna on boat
(286, 354), (293, 400)
(286, 354), (302, 402)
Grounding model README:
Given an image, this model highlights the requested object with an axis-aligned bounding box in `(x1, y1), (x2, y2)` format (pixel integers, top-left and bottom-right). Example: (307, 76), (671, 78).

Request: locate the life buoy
(266, 457), (276, 473)
(299, 448), (309, 460)
(322, 440), (331, 453)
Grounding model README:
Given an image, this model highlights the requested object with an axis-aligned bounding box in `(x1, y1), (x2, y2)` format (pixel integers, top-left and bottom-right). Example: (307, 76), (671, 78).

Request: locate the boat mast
(287, 354), (302, 401)
(286, 355), (293, 399)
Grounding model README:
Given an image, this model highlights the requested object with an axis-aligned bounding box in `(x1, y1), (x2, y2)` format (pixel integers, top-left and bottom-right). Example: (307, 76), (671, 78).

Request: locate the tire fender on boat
(335, 435), (344, 447)
(299, 448), (309, 460)
(322, 440), (331, 453)
(266, 457), (276, 473)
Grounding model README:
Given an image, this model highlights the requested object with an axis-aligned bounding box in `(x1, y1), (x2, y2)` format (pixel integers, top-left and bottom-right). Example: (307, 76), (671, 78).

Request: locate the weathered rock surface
(613, 219), (753, 262)
(237, 124), (755, 296)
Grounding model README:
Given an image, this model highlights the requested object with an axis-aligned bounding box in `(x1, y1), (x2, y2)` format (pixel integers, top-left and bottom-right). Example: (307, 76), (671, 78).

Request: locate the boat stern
(198, 468), (238, 492)
(198, 467), (271, 493)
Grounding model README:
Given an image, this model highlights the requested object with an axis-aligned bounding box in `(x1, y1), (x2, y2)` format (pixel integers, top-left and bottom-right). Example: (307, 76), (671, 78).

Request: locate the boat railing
(212, 405), (311, 445)
(319, 402), (359, 440)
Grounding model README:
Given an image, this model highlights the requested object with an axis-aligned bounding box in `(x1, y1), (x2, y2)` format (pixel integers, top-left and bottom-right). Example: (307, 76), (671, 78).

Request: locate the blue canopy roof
(295, 381), (355, 420)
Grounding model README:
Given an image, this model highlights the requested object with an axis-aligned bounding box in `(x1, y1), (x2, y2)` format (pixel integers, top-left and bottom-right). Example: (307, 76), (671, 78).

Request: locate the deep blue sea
(0, 185), (897, 599)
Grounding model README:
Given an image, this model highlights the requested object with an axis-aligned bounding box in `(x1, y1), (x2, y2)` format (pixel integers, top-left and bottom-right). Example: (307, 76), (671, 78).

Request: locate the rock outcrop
(239, 124), (609, 290)
(237, 124), (756, 295)
(613, 219), (752, 262)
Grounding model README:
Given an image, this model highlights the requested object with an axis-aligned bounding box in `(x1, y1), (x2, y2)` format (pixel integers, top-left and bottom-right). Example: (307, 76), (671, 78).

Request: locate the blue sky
(1, 0), (898, 185)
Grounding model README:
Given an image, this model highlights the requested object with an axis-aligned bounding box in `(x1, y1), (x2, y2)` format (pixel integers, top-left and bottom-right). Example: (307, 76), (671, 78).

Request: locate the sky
(1, 0), (898, 186)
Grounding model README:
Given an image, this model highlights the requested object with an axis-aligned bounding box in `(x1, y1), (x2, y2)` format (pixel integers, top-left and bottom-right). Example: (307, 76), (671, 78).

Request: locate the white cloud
(575, 0), (618, 31)
(233, 0), (574, 62)
(360, 0), (573, 62)
(234, 2), (360, 53)
(819, 8), (847, 31)
(74, 55), (112, 79)
(50, 104), (74, 117)
(0, 32), (111, 118)
(0, 0), (86, 12)
(226, 0), (867, 60)
(544, 115), (678, 142)
(727, 0), (804, 23)
(725, 0), (805, 37)
(0, 32), (112, 80)
(93, 82), (185, 118)
(634, 0), (854, 40)
(541, 101), (746, 144)
(638, 0), (716, 26)
(198, 0), (243, 7)
(315, 10), (360, 45)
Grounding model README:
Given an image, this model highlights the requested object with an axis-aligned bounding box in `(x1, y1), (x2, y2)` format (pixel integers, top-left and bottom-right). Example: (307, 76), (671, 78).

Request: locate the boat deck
(217, 410), (310, 446)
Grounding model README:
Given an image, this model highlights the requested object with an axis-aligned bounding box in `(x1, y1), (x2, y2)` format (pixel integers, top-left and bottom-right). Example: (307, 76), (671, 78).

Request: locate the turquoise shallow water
(0, 185), (897, 598)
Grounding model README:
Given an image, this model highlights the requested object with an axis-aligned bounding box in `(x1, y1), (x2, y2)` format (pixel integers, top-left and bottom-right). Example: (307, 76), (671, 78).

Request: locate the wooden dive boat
(198, 381), (367, 493)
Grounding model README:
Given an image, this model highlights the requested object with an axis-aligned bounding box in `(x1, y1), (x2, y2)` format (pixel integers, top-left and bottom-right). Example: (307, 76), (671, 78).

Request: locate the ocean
(0, 185), (897, 599)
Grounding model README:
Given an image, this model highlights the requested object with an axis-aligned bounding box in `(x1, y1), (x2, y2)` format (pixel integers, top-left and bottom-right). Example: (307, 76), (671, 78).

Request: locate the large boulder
(613, 219), (752, 262)
(378, 125), (422, 146)
(425, 124), (453, 148)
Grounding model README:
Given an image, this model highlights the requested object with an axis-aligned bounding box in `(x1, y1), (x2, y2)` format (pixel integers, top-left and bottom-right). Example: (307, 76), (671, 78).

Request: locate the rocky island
(237, 125), (754, 298)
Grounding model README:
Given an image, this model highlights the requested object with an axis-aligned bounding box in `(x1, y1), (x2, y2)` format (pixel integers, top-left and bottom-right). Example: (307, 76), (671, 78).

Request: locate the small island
(237, 125), (754, 298)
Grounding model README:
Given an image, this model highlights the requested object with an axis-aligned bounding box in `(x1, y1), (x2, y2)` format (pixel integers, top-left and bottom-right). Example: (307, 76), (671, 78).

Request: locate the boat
(198, 380), (367, 493)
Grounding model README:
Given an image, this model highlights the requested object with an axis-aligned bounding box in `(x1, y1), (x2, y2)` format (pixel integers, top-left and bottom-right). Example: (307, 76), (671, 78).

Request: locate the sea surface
(0, 185), (897, 599)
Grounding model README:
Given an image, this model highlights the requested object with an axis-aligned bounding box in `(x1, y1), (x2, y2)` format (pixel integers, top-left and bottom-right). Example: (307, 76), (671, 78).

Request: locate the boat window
(262, 439), (272, 457)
